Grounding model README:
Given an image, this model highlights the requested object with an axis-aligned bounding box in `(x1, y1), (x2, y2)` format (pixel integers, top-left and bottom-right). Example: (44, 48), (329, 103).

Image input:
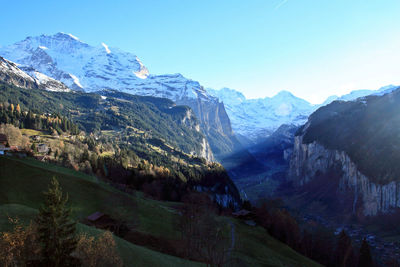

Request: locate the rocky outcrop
(176, 107), (214, 161)
(0, 56), (70, 92)
(0, 56), (38, 89)
(177, 96), (241, 159)
(194, 184), (240, 210)
(289, 133), (400, 216)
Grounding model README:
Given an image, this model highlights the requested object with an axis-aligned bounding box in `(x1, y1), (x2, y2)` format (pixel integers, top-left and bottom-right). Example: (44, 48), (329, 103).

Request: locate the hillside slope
(0, 156), (320, 267)
(0, 81), (241, 208)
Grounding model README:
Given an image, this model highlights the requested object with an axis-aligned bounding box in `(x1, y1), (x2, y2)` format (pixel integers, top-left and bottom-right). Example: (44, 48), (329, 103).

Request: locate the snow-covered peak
(208, 87), (315, 141)
(60, 32), (80, 41)
(0, 56), (70, 92)
(0, 33), (219, 102)
(373, 84), (398, 96)
(322, 84), (399, 105)
(0, 56), (36, 83)
(273, 90), (295, 98)
(0, 32), (151, 91)
(101, 42), (111, 54)
(208, 87), (246, 105)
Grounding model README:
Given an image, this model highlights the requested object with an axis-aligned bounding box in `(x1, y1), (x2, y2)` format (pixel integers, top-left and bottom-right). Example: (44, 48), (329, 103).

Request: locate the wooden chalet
(85, 212), (126, 235)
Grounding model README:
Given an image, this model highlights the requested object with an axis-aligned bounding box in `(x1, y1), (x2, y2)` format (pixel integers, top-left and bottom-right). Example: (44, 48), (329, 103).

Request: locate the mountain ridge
(209, 85), (398, 143)
(0, 32), (241, 159)
(0, 56), (70, 92)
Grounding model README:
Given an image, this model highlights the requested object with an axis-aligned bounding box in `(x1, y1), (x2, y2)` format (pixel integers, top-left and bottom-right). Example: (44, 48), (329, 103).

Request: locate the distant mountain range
(209, 85), (398, 144)
(208, 88), (314, 143)
(1, 32), (397, 153)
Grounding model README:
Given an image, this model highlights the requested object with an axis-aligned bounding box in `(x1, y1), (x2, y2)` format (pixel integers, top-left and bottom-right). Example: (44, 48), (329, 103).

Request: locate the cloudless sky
(1, 0), (400, 103)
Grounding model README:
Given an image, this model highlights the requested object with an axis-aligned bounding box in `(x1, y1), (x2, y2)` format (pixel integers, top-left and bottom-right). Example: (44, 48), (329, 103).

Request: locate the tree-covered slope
(299, 87), (400, 184)
(0, 81), (240, 207)
(0, 81), (205, 156)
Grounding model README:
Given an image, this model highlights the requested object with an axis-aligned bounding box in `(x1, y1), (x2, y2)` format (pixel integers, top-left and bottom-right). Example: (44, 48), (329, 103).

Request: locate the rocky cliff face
(0, 56), (70, 92)
(0, 56), (38, 89)
(289, 131), (400, 216)
(177, 96), (239, 158)
(178, 107), (214, 161)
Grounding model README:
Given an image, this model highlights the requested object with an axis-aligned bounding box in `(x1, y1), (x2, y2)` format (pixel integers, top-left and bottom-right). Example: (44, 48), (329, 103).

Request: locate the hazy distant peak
(273, 90), (295, 98)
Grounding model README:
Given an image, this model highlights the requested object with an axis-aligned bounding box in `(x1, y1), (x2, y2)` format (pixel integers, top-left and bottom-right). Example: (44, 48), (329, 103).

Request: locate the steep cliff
(290, 87), (400, 216)
(176, 96), (240, 158)
(289, 134), (400, 216)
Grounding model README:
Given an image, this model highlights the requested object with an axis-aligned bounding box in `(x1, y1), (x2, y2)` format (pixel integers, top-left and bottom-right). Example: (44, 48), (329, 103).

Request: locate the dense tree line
(251, 201), (375, 267)
(0, 102), (79, 135)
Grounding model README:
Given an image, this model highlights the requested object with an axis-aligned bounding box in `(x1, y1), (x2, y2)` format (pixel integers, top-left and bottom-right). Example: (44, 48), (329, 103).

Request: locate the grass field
(0, 155), (320, 266)
(20, 129), (47, 136)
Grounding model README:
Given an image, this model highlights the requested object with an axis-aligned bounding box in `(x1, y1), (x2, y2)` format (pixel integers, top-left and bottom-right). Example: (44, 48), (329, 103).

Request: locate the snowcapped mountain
(322, 85), (398, 105)
(0, 33), (239, 159)
(5, 32), (394, 155)
(0, 32), (211, 101)
(0, 56), (70, 92)
(208, 88), (316, 142)
(208, 85), (398, 144)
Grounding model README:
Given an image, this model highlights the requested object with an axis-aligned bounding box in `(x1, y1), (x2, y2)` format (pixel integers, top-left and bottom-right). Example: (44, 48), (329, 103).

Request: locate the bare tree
(179, 193), (233, 266)
(75, 231), (123, 267)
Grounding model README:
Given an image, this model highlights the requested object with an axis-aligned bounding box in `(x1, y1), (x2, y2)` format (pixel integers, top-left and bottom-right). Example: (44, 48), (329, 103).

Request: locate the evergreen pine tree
(62, 118), (68, 132)
(357, 238), (373, 267)
(36, 177), (78, 266)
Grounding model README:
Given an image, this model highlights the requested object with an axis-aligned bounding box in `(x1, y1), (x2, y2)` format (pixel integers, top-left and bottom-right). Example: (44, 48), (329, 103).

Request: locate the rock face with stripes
(289, 133), (400, 216)
(289, 88), (400, 216)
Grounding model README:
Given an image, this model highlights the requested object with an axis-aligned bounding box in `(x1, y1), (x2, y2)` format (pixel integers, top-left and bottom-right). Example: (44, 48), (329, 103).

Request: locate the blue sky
(2, 0), (400, 103)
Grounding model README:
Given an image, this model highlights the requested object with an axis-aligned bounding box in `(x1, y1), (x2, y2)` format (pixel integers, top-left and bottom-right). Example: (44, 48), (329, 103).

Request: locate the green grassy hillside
(0, 156), (320, 267)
